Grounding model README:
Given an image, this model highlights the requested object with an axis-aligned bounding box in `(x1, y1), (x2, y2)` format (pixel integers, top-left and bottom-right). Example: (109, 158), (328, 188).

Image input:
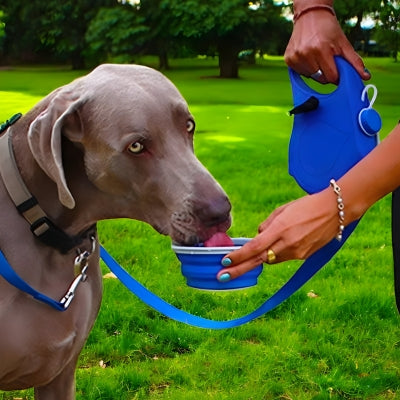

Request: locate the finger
(341, 46), (371, 80)
(301, 44), (339, 83)
(285, 49), (331, 83)
(221, 233), (272, 267)
(217, 240), (286, 282)
(217, 255), (265, 282)
(290, 45), (334, 82)
(258, 204), (288, 233)
(295, 61), (322, 80)
(284, 49), (321, 79)
(291, 58), (330, 83)
(262, 239), (286, 265)
(317, 44), (371, 83)
(310, 68), (329, 84)
(313, 55), (338, 84)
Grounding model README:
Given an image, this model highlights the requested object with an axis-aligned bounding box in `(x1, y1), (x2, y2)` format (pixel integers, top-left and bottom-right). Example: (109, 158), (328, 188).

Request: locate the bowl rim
(172, 237), (251, 254)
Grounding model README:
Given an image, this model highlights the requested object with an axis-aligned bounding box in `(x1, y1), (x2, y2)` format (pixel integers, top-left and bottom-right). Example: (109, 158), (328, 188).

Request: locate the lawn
(1, 56), (400, 400)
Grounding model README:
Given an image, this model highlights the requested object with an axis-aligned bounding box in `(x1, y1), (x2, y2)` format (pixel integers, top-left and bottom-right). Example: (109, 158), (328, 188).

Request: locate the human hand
(217, 189), (340, 282)
(284, 9), (371, 84)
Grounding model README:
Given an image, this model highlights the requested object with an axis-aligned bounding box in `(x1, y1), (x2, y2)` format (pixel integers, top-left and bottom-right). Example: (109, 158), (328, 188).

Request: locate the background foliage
(0, 1), (399, 76)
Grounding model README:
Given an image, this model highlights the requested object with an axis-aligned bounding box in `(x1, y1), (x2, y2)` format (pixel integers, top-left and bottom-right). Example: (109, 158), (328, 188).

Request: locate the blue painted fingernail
(218, 273), (231, 282)
(221, 257), (232, 267)
(364, 67), (371, 75)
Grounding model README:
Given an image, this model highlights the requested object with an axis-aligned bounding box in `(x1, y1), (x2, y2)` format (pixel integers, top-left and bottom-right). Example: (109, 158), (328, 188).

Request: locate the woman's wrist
(337, 123), (400, 224)
(329, 179), (345, 241)
(293, 4), (336, 23)
(293, 0), (334, 12)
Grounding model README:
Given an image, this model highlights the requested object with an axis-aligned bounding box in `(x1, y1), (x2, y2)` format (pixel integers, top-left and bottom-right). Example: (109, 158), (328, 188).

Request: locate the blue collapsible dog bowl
(172, 238), (263, 290)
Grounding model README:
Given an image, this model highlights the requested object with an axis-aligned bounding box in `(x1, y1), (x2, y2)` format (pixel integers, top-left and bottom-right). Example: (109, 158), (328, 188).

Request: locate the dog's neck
(1, 124), (97, 253)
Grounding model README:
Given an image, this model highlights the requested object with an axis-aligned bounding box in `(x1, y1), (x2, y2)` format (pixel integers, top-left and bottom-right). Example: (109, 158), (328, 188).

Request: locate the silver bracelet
(329, 179), (345, 241)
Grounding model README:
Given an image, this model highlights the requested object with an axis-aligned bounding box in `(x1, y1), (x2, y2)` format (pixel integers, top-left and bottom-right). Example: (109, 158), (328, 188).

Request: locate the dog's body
(0, 64), (231, 399)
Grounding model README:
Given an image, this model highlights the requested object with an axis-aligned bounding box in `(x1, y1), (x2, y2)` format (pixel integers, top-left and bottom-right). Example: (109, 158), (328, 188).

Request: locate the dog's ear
(28, 91), (86, 209)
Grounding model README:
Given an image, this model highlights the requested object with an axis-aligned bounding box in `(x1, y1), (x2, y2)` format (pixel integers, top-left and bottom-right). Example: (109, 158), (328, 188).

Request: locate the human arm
(284, 0), (371, 83)
(217, 122), (400, 281)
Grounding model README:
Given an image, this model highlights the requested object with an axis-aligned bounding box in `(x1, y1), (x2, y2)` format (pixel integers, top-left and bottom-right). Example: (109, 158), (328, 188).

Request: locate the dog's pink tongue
(204, 232), (234, 247)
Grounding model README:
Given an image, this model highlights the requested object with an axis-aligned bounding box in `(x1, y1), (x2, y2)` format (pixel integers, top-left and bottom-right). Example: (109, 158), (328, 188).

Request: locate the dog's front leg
(33, 356), (77, 400)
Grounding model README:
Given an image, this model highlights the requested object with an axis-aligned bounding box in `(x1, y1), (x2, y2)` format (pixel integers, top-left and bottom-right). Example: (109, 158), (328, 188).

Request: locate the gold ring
(267, 248), (276, 264)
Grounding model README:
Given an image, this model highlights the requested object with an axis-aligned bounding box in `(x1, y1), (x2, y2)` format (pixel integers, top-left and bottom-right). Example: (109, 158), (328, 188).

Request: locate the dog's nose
(195, 195), (231, 227)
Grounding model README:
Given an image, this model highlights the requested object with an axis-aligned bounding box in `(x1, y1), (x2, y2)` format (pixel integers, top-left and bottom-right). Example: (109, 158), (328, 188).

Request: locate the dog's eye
(186, 120), (195, 134)
(128, 142), (144, 154)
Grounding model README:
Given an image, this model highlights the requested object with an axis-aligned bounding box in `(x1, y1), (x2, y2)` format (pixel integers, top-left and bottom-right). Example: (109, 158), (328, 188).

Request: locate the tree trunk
(158, 51), (169, 70)
(218, 44), (239, 79)
(247, 50), (256, 65)
(348, 12), (363, 48)
(71, 50), (85, 70)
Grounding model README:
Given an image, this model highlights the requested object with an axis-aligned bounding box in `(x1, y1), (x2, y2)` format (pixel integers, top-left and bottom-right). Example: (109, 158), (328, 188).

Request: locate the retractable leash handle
(288, 56), (380, 194)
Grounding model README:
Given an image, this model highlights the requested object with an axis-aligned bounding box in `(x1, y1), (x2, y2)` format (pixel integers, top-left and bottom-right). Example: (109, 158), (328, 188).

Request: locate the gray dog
(0, 64), (231, 399)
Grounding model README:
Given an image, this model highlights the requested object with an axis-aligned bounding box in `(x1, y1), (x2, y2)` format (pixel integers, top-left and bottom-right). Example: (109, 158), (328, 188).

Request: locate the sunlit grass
(1, 57), (400, 400)
(0, 91), (42, 121)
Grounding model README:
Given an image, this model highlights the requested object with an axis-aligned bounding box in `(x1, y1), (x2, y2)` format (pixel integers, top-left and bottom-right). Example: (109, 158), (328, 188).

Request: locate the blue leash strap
(0, 220), (357, 320)
(100, 220), (358, 329)
(0, 250), (66, 311)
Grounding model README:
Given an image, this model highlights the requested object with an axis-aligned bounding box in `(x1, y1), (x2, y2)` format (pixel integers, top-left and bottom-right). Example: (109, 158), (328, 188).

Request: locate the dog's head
(26, 64), (231, 245)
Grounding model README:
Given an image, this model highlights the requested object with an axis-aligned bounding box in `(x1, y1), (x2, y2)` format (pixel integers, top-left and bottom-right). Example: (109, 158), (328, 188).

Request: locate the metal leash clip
(60, 265), (89, 309)
(60, 236), (96, 309)
(74, 250), (90, 279)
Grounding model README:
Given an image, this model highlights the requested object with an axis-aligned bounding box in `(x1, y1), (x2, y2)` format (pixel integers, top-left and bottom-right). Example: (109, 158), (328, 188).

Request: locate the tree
(85, 4), (148, 66)
(1, 2), (50, 63)
(1, 0), (114, 68)
(85, 0), (288, 75)
(376, 1), (400, 61)
(167, 0), (286, 78)
(39, 0), (116, 69)
(136, 0), (180, 70)
(0, 10), (5, 61)
(334, 0), (382, 46)
(86, 0), (186, 70)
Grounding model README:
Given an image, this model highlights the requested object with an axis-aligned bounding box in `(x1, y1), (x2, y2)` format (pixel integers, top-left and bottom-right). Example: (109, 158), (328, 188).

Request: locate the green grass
(1, 57), (400, 400)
